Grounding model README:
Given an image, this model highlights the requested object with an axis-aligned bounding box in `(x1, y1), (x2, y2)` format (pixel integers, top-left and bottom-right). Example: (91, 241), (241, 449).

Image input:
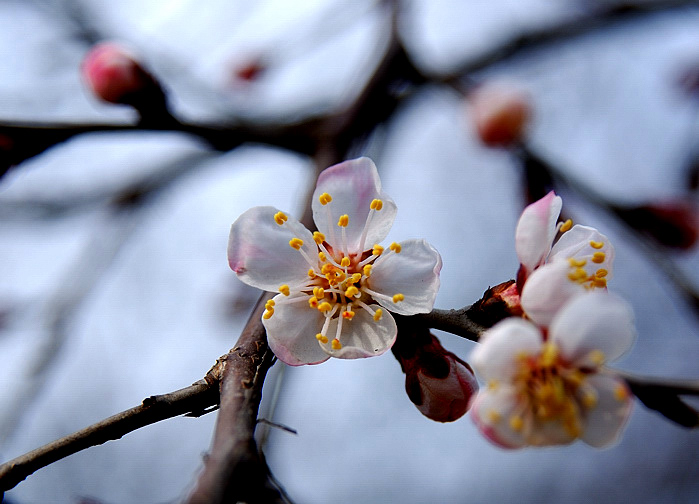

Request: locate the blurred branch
(0, 378), (220, 492)
(617, 371), (699, 428)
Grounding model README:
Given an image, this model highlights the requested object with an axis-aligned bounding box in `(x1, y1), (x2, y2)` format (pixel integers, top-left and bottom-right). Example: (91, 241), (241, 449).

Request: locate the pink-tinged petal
(470, 387), (528, 449)
(515, 191), (562, 273)
(549, 292), (636, 365)
(520, 260), (581, 328)
(413, 354), (479, 422)
(580, 374), (633, 447)
(550, 225), (615, 279)
(312, 158), (397, 253)
(263, 294), (330, 366)
(321, 306), (397, 359)
(470, 318), (542, 383)
(368, 239), (442, 315)
(228, 206), (315, 292)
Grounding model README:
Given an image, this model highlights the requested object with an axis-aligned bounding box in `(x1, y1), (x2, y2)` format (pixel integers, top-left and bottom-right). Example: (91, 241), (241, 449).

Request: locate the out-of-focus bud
(393, 329), (478, 423)
(233, 59), (266, 83)
(616, 200), (698, 250)
(468, 82), (531, 147)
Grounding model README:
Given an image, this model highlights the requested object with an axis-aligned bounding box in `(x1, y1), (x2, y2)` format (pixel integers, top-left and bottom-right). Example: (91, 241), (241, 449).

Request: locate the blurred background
(1, 0), (698, 502)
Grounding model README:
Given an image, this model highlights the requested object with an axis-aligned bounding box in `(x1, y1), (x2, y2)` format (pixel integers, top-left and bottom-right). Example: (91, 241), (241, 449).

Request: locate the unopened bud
(468, 82), (531, 147)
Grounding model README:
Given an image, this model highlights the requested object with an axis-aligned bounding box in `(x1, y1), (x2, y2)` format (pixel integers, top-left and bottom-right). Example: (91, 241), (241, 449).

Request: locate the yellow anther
(331, 338), (342, 350)
(589, 240), (604, 249)
(318, 192), (332, 205)
(351, 273), (362, 284)
(289, 238), (304, 250)
(265, 300), (275, 310)
(279, 284), (290, 296)
(487, 379), (499, 391)
(567, 370), (585, 386)
(487, 409), (502, 424)
(313, 231), (326, 244)
(568, 268), (587, 282)
(318, 251), (327, 262)
(592, 277), (607, 288)
(308, 269), (317, 279)
(316, 333), (328, 344)
(342, 310), (356, 320)
(540, 343), (558, 367)
(321, 263), (332, 275)
(372, 244), (384, 256)
(370, 199), (383, 211)
(582, 391), (598, 409)
(337, 214), (349, 227)
(509, 415), (524, 432)
(568, 257), (587, 268)
(588, 349), (606, 366)
(392, 293), (405, 303)
(389, 242), (402, 253)
(345, 286), (359, 298)
(263, 309), (274, 320)
(340, 257), (351, 268)
(373, 309), (383, 321)
(313, 287), (325, 299)
(614, 384), (629, 402)
(273, 211), (288, 225)
(318, 302), (333, 312)
(591, 252), (606, 264)
(559, 219), (573, 232)
(308, 296), (319, 309)
(595, 268), (608, 278)
(363, 264), (372, 277)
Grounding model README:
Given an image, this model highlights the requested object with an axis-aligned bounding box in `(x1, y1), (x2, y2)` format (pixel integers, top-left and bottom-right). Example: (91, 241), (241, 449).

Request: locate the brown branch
(0, 379), (220, 492)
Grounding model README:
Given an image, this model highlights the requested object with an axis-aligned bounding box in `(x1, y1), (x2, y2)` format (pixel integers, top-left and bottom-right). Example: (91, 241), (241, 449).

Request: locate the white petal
(580, 374), (633, 447)
(322, 305), (397, 359)
(520, 260), (581, 328)
(311, 158), (397, 253)
(228, 206), (316, 292)
(470, 387), (528, 449)
(263, 294), (330, 366)
(470, 318), (542, 382)
(367, 239), (442, 315)
(515, 191), (562, 273)
(549, 292), (636, 365)
(550, 225), (615, 279)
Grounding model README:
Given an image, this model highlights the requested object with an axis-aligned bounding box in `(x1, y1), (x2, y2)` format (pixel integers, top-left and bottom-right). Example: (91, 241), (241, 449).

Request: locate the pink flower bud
(468, 82), (531, 147)
(400, 333), (479, 422)
(81, 42), (153, 104)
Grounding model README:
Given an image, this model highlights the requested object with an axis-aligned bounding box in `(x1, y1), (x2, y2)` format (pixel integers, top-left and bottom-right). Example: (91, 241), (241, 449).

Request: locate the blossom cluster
(227, 158), (636, 448)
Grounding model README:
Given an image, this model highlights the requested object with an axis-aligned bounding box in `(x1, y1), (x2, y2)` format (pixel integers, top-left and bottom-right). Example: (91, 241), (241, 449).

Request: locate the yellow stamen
(313, 287), (325, 299)
(274, 211), (288, 225)
(340, 257), (351, 267)
(509, 415), (524, 432)
(265, 300), (275, 310)
(589, 240), (604, 249)
(345, 286), (359, 298)
(591, 252), (606, 264)
(313, 231), (326, 244)
(337, 215), (349, 227)
(389, 242), (401, 253)
(308, 268), (316, 279)
(342, 310), (355, 320)
(582, 391), (598, 409)
(540, 343), (558, 367)
(588, 349), (606, 366)
(263, 310), (274, 320)
(370, 199), (383, 211)
(279, 285), (290, 296)
(318, 302), (333, 312)
(319, 193), (332, 205)
(363, 264), (372, 277)
(392, 293), (405, 303)
(592, 277), (607, 288)
(350, 273), (362, 284)
(568, 268), (587, 282)
(487, 409), (502, 423)
(487, 379), (499, 391)
(318, 251), (327, 262)
(331, 338), (342, 350)
(373, 309), (383, 321)
(595, 268), (608, 278)
(321, 263), (333, 275)
(372, 244), (384, 256)
(316, 333), (328, 344)
(559, 219), (573, 232)
(568, 257), (587, 268)
(614, 384), (629, 402)
(308, 296), (318, 309)
(289, 238), (304, 250)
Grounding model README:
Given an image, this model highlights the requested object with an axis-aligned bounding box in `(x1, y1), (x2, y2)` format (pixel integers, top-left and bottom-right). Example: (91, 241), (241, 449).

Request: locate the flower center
(265, 195), (405, 352)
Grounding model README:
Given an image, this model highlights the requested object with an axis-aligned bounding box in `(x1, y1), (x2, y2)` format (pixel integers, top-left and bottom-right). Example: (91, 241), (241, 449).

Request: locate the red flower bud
(468, 82), (531, 147)
(81, 42), (156, 105)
